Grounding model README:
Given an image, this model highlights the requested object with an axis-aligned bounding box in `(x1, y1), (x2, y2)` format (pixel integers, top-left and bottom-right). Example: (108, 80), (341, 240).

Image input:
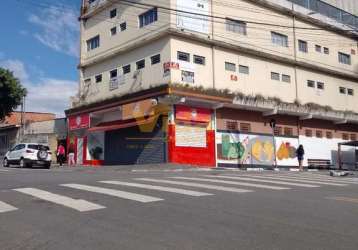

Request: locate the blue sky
(0, 0), (82, 117)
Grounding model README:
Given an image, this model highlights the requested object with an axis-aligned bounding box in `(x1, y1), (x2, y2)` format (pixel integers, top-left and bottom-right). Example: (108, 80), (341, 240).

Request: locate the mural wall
(216, 131), (299, 167)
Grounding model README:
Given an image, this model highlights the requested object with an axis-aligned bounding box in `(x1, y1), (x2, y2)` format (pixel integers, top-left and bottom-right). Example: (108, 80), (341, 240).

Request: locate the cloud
(29, 6), (80, 57)
(0, 59), (29, 82)
(25, 78), (77, 117)
(0, 59), (77, 117)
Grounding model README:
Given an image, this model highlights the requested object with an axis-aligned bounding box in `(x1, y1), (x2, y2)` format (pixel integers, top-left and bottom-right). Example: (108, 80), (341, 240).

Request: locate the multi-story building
(66, 0), (358, 168)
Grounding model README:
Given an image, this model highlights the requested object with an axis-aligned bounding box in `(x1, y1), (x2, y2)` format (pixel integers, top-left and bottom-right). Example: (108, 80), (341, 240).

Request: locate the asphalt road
(0, 165), (357, 250)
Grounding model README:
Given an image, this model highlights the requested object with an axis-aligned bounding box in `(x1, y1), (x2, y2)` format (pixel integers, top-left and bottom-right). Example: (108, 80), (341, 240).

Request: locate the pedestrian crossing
(1, 172), (357, 214)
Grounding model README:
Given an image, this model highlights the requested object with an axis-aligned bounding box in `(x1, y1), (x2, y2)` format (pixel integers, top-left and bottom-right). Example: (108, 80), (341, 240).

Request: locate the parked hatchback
(3, 143), (52, 169)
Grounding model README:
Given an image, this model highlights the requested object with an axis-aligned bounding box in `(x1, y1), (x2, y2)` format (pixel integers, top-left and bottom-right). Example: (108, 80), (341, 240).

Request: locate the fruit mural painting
(220, 134), (276, 165)
(219, 133), (299, 166)
(276, 142), (297, 160)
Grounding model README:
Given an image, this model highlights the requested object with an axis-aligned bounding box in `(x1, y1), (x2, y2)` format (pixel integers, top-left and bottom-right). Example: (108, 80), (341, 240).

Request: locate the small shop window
(342, 133), (349, 140)
(226, 121), (238, 131)
(350, 134), (357, 141)
(284, 127), (293, 136)
(240, 123), (251, 133)
(326, 131), (333, 139)
(305, 129), (312, 137)
(316, 130), (323, 138)
(274, 126), (282, 136)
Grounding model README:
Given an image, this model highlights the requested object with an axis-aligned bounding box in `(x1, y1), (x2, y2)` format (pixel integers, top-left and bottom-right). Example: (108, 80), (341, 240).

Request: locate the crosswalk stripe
(0, 201), (18, 213)
(238, 175), (347, 186)
(61, 184), (163, 203)
(100, 181), (213, 197)
(14, 188), (105, 212)
(136, 178), (253, 193)
(171, 177), (291, 190)
(209, 176), (319, 187)
(250, 174), (358, 184)
(271, 172), (358, 182)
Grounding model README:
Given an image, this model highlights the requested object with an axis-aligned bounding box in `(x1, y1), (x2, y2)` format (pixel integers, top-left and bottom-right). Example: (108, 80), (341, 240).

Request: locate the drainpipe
(292, 3), (299, 101)
(211, 0), (216, 89)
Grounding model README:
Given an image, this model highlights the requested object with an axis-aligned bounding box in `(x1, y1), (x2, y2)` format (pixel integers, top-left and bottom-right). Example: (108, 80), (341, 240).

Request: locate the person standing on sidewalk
(68, 143), (76, 167)
(296, 145), (305, 171)
(57, 143), (66, 167)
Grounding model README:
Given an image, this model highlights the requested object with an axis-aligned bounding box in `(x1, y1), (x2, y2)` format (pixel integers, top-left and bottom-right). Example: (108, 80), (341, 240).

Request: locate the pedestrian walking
(57, 143), (66, 167)
(296, 145), (305, 171)
(68, 143), (76, 167)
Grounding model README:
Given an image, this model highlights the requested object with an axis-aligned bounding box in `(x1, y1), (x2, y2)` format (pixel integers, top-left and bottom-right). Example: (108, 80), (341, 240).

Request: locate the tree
(0, 67), (27, 121)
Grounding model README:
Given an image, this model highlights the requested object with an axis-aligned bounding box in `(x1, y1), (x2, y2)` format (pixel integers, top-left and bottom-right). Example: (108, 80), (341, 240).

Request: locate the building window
(139, 8), (157, 28)
(305, 129), (312, 137)
(317, 82), (325, 90)
(284, 127), (293, 136)
(298, 40), (307, 53)
(110, 27), (117, 36)
(315, 45), (322, 53)
(239, 65), (249, 74)
(271, 72), (280, 81)
(123, 65), (131, 74)
(226, 18), (247, 35)
(181, 70), (195, 83)
(339, 87), (346, 94)
(95, 74), (102, 83)
(226, 121), (238, 131)
(177, 51), (190, 62)
(316, 130), (323, 138)
(326, 131), (333, 139)
(342, 133), (349, 140)
(86, 35), (100, 51)
(110, 69), (117, 79)
(350, 134), (357, 141)
(240, 123), (251, 133)
(271, 32), (288, 47)
(347, 88), (354, 96)
(136, 59), (145, 70)
(282, 74), (291, 83)
(194, 55), (206, 65)
(307, 80), (315, 88)
(120, 22), (127, 31)
(338, 52), (351, 65)
(324, 47), (329, 54)
(274, 126), (282, 136)
(150, 54), (160, 65)
(225, 62), (236, 72)
(110, 9), (117, 18)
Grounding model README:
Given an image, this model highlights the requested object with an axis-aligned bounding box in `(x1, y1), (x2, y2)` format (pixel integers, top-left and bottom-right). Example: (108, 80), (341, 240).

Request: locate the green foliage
(0, 68), (27, 121)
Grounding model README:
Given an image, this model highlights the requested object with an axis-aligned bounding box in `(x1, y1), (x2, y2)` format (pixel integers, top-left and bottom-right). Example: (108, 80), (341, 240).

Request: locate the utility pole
(270, 119), (277, 168)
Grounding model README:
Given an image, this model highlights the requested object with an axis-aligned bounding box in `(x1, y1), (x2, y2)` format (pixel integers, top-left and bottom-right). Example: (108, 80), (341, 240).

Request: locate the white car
(3, 143), (52, 169)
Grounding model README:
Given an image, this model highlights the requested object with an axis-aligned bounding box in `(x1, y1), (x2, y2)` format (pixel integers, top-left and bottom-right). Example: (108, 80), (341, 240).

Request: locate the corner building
(66, 0), (358, 168)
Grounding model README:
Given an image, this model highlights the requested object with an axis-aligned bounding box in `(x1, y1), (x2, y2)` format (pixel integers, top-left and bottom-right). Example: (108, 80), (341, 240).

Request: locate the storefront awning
(88, 116), (158, 132)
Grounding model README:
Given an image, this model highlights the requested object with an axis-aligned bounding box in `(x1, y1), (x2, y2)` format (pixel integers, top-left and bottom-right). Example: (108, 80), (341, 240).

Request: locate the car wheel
(19, 158), (26, 168)
(3, 158), (9, 168)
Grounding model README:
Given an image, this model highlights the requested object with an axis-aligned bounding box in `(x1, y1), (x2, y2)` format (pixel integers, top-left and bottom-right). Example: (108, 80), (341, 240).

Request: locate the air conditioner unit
(109, 77), (119, 91)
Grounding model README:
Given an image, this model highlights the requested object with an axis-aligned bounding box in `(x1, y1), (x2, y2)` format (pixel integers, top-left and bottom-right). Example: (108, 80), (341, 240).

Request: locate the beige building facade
(66, 0), (358, 168)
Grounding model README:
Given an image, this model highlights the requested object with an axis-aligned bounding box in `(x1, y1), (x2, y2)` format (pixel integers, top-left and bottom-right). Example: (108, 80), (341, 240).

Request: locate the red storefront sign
(175, 105), (211, 123)
(163, 62), (179, 71)
(69, 114), (90, 130)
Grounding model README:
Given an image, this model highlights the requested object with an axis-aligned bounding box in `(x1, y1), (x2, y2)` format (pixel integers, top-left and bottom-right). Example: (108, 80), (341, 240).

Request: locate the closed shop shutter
(104, 117), (166, 165)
